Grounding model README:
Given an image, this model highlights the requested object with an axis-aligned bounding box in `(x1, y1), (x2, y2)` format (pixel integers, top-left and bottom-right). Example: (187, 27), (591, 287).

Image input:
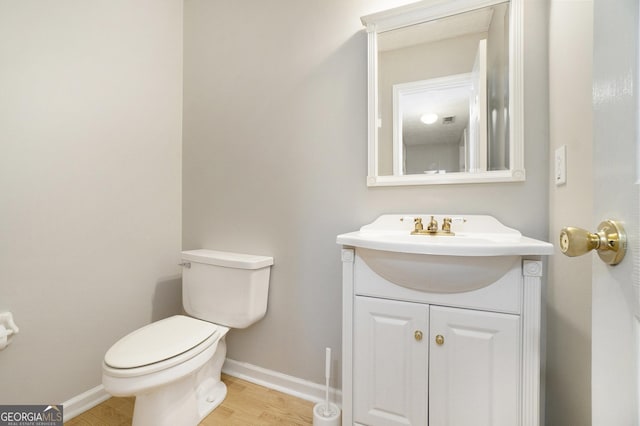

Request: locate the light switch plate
(555, 145), (567, 186)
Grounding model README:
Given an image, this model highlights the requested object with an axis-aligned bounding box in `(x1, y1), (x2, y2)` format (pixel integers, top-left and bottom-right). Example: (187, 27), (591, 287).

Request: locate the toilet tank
(180, 249), (273, 328)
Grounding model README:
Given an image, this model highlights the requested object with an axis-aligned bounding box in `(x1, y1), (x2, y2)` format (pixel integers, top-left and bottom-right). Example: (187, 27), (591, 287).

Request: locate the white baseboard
(62, 384), (110, 421)
(222, 358), (342, 407)
(62, 358), (342, 420)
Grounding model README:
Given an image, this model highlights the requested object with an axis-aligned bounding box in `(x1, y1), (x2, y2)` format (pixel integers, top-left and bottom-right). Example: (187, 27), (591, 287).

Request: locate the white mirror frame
(362, 0), (524, 186)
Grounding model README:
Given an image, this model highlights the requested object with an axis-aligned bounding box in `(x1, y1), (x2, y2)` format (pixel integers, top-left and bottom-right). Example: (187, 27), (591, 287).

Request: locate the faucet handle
(413, 217), (424, 231)
(442, 217), (452, 232)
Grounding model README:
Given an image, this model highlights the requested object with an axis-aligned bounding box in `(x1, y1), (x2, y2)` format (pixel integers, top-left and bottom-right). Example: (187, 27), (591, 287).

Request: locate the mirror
(362, 0), (524, 186)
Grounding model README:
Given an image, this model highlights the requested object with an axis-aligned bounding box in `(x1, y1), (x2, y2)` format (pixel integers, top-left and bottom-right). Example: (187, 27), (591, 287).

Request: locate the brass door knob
(435, 335), (444, 345)
(559, 220), (626, 265)
(414, 330), (423, 341)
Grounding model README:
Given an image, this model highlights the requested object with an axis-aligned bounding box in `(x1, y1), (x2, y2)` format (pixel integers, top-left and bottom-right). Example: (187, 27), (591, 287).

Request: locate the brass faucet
(427, 216), (438, 232)
(411, 216), (455, 236)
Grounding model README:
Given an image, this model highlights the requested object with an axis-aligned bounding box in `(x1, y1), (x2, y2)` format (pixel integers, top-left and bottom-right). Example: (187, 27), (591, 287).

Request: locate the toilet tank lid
(181, 249), (274, 270)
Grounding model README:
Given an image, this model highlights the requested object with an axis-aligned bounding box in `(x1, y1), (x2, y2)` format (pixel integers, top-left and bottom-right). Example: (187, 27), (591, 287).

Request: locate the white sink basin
(337, 215), (553, 293)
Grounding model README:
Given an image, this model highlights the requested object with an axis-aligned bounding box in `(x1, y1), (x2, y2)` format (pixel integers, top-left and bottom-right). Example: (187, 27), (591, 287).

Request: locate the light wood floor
(65, 374), (314, 425)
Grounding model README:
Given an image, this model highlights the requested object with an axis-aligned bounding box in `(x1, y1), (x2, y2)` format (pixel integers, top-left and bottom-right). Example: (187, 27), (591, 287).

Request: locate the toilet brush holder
(314, 347), (341, 426)
(313, 402), (341, 426)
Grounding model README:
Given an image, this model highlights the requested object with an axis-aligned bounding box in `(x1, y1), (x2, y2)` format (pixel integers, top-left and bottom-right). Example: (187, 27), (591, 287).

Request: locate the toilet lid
(104, 315), (219, 369)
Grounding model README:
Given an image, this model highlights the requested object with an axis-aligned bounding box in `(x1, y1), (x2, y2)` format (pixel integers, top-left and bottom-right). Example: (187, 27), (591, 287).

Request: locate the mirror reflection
(375, 2), (511, 177)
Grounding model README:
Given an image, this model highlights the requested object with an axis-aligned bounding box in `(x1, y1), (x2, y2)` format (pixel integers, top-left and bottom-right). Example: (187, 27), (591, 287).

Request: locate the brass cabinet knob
(435, 335), (444, 345)
(560, 220), (626, 265)
(414, 330), (423, 341)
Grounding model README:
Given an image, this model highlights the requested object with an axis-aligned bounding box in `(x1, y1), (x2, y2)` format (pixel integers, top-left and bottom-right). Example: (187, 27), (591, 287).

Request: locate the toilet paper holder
(0, 312), (19, 351)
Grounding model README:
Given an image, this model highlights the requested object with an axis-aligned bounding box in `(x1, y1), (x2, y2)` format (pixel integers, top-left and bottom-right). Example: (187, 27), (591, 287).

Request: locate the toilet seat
(104, 315), (224, 378)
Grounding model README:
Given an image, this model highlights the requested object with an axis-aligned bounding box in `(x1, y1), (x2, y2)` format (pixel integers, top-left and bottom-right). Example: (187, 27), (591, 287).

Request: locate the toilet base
(132, 376), (227, 426)
(124, 335), (229, 426)
(197, 379), (227, 419)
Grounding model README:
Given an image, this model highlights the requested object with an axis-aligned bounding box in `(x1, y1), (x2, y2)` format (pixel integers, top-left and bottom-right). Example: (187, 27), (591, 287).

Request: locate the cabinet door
(354, 296), (429, 426)
(429, 305), (520, 426)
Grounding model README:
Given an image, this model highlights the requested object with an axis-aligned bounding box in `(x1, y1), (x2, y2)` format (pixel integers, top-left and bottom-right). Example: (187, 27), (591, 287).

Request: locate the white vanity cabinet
(353, 296), (520, 426)
(338, 214), (553, 426)
(353, 296), (429, 426)
(428, 305), (520, 426)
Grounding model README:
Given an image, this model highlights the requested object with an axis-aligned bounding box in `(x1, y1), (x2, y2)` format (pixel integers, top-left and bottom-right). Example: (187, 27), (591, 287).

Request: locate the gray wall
(405, 143), (459, 174)
(183, 0), (550, 387)
(0, 0), (183, 403)
(547, 1), (593, 425)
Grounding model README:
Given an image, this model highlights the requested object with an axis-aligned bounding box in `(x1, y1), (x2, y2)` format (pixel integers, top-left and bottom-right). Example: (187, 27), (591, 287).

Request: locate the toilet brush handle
(325, 348), (331, 379)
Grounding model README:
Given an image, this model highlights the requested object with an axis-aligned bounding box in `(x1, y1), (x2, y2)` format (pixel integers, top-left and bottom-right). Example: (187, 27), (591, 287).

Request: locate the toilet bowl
(103, 315), (230, 425)
(102, 249), (273, 426)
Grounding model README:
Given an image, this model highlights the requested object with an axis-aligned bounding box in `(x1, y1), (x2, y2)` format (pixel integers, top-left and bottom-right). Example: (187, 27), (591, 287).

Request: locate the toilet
(102, 249), (273, 426)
